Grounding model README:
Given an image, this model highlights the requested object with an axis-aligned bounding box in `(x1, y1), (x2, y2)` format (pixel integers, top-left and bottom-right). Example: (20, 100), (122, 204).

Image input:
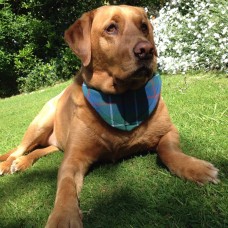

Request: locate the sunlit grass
(0, 73), (227, 228)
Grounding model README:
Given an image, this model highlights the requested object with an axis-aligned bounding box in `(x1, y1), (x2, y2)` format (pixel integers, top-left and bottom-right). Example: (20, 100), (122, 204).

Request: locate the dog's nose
(133, 41), (153, 60)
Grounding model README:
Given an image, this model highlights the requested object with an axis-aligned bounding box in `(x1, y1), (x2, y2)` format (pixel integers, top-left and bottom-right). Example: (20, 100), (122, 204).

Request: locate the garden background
(0, 0), (227, 97)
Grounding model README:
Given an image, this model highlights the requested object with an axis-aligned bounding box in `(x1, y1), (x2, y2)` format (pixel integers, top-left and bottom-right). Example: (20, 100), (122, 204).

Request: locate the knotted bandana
(82, 73), (161, 131)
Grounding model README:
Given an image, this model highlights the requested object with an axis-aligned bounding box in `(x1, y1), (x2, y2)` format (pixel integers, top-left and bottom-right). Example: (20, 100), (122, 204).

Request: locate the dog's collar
(82, 73), (161, 131)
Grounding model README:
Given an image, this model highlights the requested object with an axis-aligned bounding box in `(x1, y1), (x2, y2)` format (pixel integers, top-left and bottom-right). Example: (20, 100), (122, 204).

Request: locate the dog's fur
(0, 5), (219, 228)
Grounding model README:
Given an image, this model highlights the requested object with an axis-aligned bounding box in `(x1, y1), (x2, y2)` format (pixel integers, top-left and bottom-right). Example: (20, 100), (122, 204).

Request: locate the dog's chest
(75, 87), (170, 161)
(97, 127), (158, 161)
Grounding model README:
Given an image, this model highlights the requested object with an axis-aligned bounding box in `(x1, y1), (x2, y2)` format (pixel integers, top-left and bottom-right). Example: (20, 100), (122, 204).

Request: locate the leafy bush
(0, 0), (104, 97)
(54, 47), (81, 81)
(151, 0), (228, 73)
(17, 60), (57, 92)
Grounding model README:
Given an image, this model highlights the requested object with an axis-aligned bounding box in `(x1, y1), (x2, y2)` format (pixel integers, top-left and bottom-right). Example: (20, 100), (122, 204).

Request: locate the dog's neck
(82, 73), (161, 131)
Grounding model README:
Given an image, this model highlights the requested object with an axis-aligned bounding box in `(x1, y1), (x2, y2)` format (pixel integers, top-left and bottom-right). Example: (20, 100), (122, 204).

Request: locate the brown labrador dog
(0, 5), (219, 228)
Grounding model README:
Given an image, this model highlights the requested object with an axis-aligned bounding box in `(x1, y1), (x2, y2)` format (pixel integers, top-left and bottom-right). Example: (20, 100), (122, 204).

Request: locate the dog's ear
(64, 11), (94, 66)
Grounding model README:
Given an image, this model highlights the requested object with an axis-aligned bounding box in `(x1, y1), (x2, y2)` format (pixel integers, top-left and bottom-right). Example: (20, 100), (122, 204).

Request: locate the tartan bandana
(82, 73), (161, 131)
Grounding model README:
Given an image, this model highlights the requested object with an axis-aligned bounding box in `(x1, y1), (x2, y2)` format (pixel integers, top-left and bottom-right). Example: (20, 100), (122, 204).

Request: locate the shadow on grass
(0, 162), (60, 228)
(0, 135), (227, 228)
(82, 164), (227, 228)
(82, 134), (227, 228)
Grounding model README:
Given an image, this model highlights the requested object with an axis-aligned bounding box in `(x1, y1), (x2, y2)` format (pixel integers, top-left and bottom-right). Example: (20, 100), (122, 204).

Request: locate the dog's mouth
(114, 66), (152, 87)
(131, 66), (152, 79)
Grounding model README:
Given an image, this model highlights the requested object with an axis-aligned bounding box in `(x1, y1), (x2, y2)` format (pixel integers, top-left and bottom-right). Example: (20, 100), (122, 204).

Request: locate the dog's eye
(105, 23), (118, 35)
(141, 23), (148, 33)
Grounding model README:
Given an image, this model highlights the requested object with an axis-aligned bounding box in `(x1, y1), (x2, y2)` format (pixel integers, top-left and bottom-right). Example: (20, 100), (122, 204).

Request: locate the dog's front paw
(46, 208), (83, 228)
(10, 156), (33, 173)
(0, 159), (14, 175)
(171, 156), (219, 185)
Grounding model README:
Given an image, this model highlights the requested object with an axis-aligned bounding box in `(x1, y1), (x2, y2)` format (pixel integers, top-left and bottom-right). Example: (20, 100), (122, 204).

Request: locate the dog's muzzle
(133, 41), (154, 60)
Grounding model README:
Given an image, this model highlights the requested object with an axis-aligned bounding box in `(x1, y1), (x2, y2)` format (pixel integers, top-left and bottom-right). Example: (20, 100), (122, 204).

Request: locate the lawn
(0, 73), (227, 228)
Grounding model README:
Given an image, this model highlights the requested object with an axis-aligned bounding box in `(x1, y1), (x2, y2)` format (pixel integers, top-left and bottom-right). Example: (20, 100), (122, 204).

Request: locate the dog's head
(65, 5), (157, 94)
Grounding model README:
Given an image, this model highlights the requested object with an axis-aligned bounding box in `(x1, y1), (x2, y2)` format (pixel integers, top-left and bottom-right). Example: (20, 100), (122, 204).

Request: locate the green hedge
(0, 0), (103, 97)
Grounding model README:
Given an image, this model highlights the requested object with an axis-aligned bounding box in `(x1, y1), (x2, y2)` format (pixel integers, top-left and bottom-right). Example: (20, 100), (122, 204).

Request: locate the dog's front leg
(46, 153), (91, 228)
(156, 125), (219, 185)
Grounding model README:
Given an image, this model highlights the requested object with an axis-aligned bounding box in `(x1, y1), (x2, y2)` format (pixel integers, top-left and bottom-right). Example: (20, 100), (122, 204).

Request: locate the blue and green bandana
(82, 73), (161, 131)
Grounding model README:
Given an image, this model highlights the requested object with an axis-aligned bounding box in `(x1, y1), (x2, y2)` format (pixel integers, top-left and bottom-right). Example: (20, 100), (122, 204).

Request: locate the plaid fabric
(82, 73), (161, 131)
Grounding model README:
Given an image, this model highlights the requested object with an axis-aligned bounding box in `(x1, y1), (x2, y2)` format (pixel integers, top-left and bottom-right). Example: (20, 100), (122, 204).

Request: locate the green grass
(0, 73), (227, 228)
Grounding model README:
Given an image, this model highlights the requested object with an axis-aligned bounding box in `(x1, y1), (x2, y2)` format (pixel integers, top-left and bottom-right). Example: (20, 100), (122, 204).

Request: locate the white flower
(191, 44), (198, 50)
(210, 46), (216, 50)
(222, 27), (227, 35)
(208, 21), (214, 28)
(194, 10), (198, 15)
(200, 2), (206, 9)
(194, 16), (199, 22)
(220, 44), (225, 49)
(214, 33), (220, 39)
